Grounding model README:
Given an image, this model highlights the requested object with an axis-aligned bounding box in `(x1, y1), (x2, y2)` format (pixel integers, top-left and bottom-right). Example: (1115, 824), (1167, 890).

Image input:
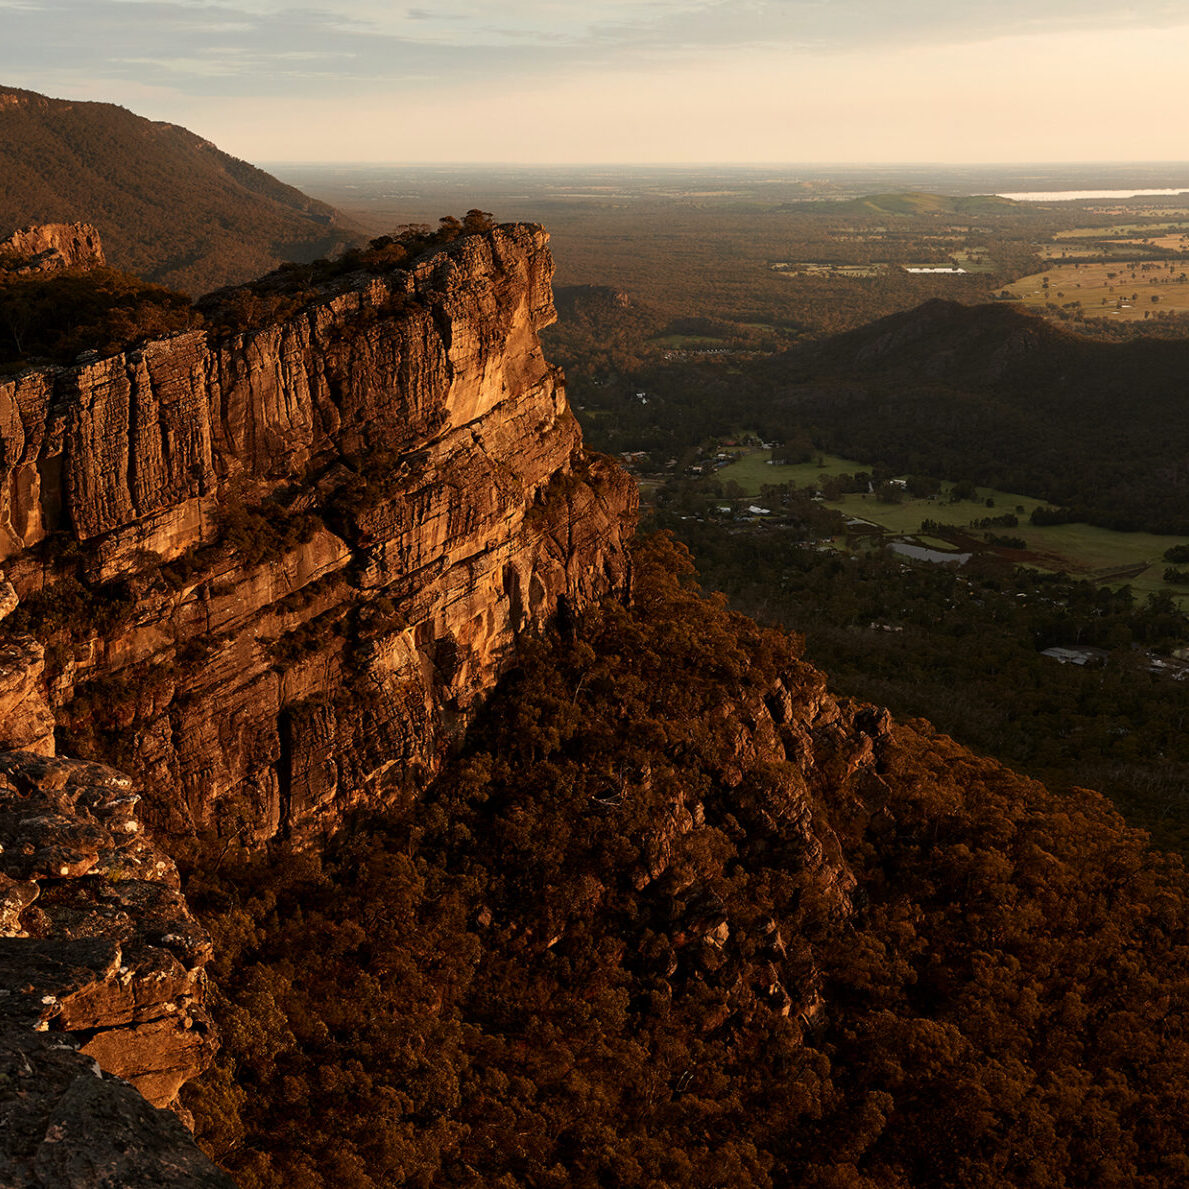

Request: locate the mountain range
(763, 298), (1189, 532)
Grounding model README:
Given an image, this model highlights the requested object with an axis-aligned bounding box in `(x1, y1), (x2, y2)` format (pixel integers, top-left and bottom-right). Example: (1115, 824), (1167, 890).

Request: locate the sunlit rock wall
(0, 225), (637, 842)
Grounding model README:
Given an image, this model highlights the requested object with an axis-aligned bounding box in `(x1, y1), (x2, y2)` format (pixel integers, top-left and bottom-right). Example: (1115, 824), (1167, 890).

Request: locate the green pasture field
(651, 334), (731, 348)
(717, 450), (1189, 601)
(950, 250), (995, 273)
(1004, 258), (1189, 321)
(772, 263), (886, 278)
(832, 491), (953, 535)
(1054, 221), (1189, 239)
(715, 451), (860, 492)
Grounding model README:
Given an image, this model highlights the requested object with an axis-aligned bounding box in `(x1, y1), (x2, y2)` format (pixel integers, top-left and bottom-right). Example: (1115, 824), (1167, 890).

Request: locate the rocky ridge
(0, 223), (106, 274)
(0, 85), (358, 294)
(0, 223), (637, 845)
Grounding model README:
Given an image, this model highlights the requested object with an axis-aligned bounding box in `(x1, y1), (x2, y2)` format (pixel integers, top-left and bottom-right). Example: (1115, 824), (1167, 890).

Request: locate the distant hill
(770, 299), (1189, 533)
(0, 85), (362, 294)
(795, 192), (1019, 216)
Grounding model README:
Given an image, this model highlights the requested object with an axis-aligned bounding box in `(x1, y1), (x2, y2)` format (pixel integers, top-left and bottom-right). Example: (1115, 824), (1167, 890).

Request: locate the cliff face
(0, 224), (637, 843)
(0, 444), (224, 1178)
(0, 223), (633, 1173)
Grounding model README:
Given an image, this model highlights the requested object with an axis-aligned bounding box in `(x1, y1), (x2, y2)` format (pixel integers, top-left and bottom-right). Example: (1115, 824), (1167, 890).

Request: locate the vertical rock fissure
(276, 704), (294, 841)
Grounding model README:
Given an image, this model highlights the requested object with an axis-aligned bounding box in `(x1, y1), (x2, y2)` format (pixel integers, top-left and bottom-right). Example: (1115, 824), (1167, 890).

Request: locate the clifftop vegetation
(0, 265), (199, 366)
(197, 211), (497, 335)
(0, 212), (500, 366)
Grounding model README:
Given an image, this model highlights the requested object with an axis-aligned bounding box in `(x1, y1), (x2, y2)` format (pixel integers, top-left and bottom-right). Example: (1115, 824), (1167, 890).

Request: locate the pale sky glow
(3, 1), (1189, 163)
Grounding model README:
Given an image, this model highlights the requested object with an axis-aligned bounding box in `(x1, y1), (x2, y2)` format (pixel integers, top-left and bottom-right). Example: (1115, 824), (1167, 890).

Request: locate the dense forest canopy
(771, 300), (1189, 535)
(663, 514), (1189, 854)
(183, 537), (1189, 1188)
(0, 265), (199, 366)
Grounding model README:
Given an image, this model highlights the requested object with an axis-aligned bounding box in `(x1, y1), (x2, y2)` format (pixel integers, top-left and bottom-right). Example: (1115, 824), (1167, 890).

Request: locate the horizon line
(259, 159), (1189, 170)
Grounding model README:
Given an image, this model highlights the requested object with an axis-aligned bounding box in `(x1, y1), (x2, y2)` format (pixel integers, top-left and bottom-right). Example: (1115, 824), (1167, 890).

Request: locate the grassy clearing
(651, 334), (730, 348)
(832, 491), (953, 535)
(771, 263), (885, 278)
(950, 249), (995, 273)
(1054, 221), (1189, 239)
(1115, 233), (1189, 251)
(1039, 243), (1162, 260)
(1004, 259), (1189, 321)
(716, 451), (860, 493)
(717, 450), (1189, 602)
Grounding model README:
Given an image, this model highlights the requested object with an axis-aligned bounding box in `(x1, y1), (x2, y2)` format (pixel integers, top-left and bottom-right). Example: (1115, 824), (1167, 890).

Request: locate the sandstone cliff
(0, 223), (105, 274)
(0, 223), (633, 1177)
(0, 224), (636, 845)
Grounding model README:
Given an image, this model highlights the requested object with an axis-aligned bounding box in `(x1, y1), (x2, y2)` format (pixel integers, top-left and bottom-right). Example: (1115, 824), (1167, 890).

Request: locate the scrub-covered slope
(0, 85), (359, 294)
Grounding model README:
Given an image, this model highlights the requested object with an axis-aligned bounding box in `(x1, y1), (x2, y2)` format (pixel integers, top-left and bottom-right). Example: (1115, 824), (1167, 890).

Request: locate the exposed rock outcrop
(0, 749), (216, 1108)
(0, 223), (105, 274)
(0, 225), (637, 843)
(0, 575), (54, 755)
(0, 748), (228, 1186)
(0, 1046), (235, 1189)
(0, 225), (632, 1182)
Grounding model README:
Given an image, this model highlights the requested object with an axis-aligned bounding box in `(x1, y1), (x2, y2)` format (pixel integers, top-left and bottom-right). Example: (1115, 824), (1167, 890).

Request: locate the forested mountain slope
(0, 85), (360, 294)
(184, 535), (1189, 1188)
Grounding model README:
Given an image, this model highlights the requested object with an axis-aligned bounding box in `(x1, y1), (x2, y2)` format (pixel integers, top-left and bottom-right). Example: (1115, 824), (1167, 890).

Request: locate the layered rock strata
(0, 579), (216, 1113)
(0, 567), (225, 1171)
(0, 225), (637, 842)
(0, 575), (55, 756)
(0, 224), (633, 1179)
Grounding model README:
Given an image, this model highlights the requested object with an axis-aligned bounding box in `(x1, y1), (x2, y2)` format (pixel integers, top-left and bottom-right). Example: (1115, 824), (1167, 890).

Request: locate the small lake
(890, 542), (971, 566)
(997, 188), (1189, 202)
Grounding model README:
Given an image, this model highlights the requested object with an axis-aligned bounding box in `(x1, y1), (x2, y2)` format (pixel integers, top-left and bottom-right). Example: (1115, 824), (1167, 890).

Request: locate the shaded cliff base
(0, 1033), (233, 1189)
(184, 535), (1189, 1189)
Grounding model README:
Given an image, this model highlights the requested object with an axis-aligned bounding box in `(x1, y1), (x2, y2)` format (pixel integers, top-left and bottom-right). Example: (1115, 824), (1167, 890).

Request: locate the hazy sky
(3, 0), (1189, 163)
